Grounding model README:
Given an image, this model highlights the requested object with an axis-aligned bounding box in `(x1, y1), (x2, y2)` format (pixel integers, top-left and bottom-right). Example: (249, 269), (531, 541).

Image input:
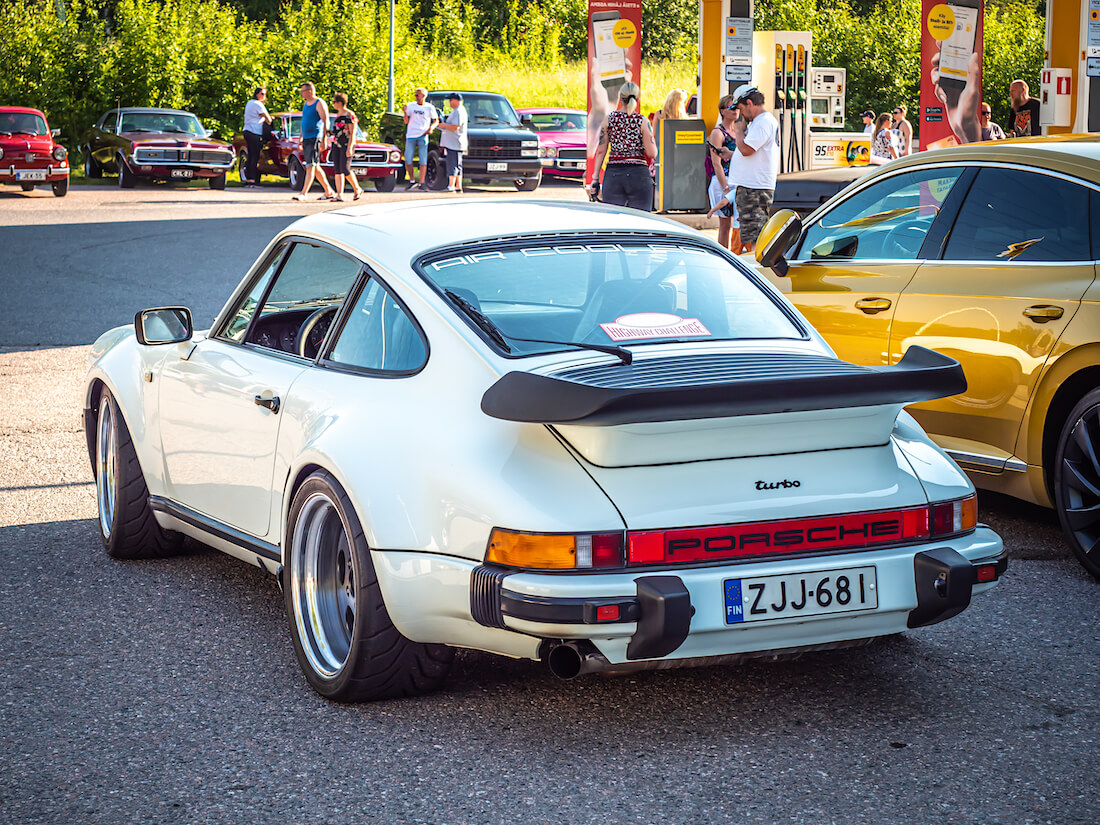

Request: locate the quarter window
(328, 278), (427, 373)
(798, 167), (963, 261)
(943, 168), (1092, 262)
(219, 245), (284, 342)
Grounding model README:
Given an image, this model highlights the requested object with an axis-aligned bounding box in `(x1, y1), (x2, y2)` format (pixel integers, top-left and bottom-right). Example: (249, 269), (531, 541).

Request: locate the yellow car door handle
(855, 298), (892, 314)
(1023, 305), (1064, 322)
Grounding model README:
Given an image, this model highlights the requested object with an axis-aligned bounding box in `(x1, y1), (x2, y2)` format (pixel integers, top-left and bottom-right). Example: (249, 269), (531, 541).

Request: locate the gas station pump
(751, 30), (812, 173)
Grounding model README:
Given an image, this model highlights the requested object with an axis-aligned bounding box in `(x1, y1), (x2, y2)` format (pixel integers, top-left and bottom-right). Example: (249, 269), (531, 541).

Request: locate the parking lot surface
(0, 184), (1095, 825)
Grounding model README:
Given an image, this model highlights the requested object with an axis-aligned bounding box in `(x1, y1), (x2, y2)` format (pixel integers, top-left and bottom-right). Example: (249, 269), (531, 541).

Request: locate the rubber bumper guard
(908, 547), (1007, 628)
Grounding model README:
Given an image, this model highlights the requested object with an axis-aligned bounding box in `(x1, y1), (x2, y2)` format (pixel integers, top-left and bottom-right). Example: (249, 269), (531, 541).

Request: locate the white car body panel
(84, 200), (1006, 692)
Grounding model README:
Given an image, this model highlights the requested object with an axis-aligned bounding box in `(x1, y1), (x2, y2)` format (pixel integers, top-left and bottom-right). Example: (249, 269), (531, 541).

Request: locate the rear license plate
(170, 169), (194, 179)
(486, 162), (508, 172)
(16, 170), (46, 181)
(724, 565), (877, 624)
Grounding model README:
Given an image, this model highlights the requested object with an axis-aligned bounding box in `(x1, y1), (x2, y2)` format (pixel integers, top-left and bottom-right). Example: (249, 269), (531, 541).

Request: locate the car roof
(0, 106), (46, 117)
(429, 91), (507, 99)
(107, 107), (199, 117)
(861, 134), (1100, 185)
(286, 200), (704, 280)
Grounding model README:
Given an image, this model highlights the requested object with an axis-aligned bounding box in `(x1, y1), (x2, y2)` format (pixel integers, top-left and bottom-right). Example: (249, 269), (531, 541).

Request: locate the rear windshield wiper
(444, 290), (632, 365)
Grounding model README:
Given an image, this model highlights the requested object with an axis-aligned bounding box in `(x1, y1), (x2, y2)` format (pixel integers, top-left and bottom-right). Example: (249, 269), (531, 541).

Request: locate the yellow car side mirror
(755, 209), (803, 277)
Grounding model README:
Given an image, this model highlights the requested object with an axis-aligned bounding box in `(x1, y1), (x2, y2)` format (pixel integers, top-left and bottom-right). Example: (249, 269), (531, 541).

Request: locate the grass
(431, 58), (696, 112)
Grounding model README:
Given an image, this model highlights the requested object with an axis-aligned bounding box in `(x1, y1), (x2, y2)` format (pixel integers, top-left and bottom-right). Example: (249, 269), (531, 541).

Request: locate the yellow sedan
(755, 135), (1100, 579)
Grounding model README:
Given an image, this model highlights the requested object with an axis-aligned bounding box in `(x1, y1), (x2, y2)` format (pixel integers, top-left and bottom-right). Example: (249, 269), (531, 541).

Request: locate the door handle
(1023, 305), (1064, 323)
(855, 297), (892, 314)
(254, 395), (280, 414)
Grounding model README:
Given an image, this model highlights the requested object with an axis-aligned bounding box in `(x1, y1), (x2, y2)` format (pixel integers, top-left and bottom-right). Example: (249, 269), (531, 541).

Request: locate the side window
(944, 169), (1092, 262)
(798, 167), (963, 261)
(328, 278), (427, 373)
(223, 242), (361, 357)
(218, 245), (285, 342)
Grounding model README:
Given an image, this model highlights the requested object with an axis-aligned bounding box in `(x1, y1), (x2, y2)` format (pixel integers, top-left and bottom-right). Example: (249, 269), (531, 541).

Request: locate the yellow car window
(943, 168), (1091, 262)
(800, 168), (962, 261)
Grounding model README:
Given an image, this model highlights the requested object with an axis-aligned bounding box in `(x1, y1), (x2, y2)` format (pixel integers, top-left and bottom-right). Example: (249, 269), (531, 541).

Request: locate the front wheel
(288, 155), (304, 190)
(20, 182), (35, 192)
(284, 470), (454, 701)
(95, 391), (182, 559)
(84, 150), (102, 178)
(1054, 388), (1100, 579)
(237, 150), (251, 184)
(514, 170), (542, 192)
(52, 177), (69, 197)
(424, 149), (446, 191)
(118, 157), (136, 189)
(374, 172), (396, 193)
(209, 171), (226, 190)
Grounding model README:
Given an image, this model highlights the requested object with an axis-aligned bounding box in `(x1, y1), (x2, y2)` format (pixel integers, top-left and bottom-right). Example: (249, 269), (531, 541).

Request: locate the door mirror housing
(135, 307), (193, 345)
(520, 115), (535, 129)
(51, 128), (60, 137)
(755, 209), (803, 277)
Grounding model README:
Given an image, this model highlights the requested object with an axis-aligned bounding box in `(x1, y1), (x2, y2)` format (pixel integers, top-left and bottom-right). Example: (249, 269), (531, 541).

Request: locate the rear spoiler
(481, 346), (965, 425)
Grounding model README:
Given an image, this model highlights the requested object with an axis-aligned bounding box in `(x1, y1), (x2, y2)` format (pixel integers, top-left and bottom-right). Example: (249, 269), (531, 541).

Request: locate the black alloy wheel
(1054, 388), (1100, 579)
(424, 149), (447, 191)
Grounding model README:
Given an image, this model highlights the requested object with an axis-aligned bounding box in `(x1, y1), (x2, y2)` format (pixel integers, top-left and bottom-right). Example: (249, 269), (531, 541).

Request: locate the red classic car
(516, 107), (587, 179)
(233, 112), (402, 191)
(0, 106), (69, 196)
(82, 107), (235, 189)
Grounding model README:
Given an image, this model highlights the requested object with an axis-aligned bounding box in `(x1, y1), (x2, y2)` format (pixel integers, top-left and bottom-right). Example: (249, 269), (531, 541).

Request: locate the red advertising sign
(920, 0), (984, 150)
(586, 0), (643, 184)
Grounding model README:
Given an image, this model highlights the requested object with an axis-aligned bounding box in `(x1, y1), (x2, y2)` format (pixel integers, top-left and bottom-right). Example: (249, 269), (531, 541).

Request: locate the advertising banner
(586, 0), (643, 185)
(920, 0), (984, 150)
(808, 133), (871, 170)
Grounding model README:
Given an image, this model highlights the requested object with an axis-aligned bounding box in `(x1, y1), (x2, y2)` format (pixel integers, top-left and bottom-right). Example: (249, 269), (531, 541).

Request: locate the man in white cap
(729, 84), (780, 251)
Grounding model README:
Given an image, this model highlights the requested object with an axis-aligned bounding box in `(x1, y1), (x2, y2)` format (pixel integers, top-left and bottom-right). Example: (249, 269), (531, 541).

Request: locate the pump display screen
(811, 99), (829, 114)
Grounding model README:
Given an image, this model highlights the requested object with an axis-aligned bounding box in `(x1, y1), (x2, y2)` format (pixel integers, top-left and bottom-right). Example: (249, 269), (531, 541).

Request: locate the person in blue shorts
(402, 87), (439, 191)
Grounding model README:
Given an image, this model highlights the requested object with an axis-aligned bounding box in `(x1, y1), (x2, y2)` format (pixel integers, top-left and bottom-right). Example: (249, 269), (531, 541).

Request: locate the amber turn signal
(486, 530), (624, 569)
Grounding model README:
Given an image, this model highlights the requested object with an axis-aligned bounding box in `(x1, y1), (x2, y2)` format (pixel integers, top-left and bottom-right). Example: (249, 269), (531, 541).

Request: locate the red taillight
(930, 495), (978, 537)
(975, 564), (996, 583)
(590, 533), (624, 567)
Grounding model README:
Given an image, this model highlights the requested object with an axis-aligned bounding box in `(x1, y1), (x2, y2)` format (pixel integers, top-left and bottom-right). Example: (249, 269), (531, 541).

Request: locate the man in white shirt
(729, 84), (780, 251)
(437, 92), (468, 193)
(403, 87), (439, 191)
(860, 110), (875, 134)
(242, 87), (273, 186)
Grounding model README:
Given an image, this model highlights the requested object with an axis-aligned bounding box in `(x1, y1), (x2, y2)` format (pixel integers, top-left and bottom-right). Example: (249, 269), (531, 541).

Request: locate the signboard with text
(586, 0), (643, 185)
(919, 0), (985, 150)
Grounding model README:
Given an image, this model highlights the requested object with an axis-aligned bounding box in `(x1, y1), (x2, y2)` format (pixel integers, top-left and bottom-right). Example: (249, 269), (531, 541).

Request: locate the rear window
(418, 240), (803, 356)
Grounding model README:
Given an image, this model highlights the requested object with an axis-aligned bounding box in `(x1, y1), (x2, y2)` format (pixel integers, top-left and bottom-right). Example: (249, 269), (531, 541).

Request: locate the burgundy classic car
(516, 107), (587, 179)
(232, 112), (402, 191)
(82, 107), (235, 189)
(0, 106), (69, 197)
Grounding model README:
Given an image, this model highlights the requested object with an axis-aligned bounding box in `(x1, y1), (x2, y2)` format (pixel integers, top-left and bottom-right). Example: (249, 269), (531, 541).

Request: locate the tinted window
(429, 95), (519, 127)
(943, 168), (1091, 262)
(329, 279), (427, 372)
(420, 241), (801, 355)
(527, 113), (586, 133)
(799, 167), (963, 261)
(0, 112), (47, 135)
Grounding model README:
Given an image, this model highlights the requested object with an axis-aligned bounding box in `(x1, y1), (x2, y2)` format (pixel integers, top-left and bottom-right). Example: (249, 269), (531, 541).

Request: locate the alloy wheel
(1060, 402), (1100, 570)
(96, 401), (117, 539)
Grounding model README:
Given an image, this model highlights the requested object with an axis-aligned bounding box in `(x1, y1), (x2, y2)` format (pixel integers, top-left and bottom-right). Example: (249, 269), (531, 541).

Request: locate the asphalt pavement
(0, 182), (1095, 825)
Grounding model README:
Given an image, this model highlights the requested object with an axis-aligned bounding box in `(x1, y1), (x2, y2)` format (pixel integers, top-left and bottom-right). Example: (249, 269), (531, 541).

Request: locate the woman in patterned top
(589, 82), (658, 211)
(870, 112), (900, 163)
(331, 93), (363, 201)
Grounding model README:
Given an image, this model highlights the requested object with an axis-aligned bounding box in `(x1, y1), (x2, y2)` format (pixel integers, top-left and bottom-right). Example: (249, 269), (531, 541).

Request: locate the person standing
(860, 110), (875, 134)
(705, 93), (740, 252)
(242, 87), (272, 186)
(729, 85), (779, 252)
(292, 82), (336, 201)
(1005, 80), (1041, 137)
(892, 104), (913, 155)
(870, 112), (900, 162)
(331, 93), (363, 201)
(980, 102), (1006, 140)
(589, 82), (658, 211)
(402, 87), (439, 191)
(437, 92), (467, 193)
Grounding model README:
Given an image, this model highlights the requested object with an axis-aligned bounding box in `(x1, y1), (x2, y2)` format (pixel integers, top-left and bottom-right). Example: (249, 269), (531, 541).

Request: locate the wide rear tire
(284, 470), (454, 701)
(1053, 387), (1100, 579)
(94, 391), (183, 559)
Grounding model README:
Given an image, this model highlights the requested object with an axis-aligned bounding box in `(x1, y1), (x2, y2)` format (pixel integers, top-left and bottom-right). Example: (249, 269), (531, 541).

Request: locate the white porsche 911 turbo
(84, 200), (1007, 701)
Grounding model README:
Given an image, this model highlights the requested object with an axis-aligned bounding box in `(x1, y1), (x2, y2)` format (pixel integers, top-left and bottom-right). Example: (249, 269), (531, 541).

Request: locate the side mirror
(135, 307), (193, 345)
(204, 128), (215, 138)
(754, 209), (803, 277)
(520, 115), (534, 129)
(51, 128), (60, 137)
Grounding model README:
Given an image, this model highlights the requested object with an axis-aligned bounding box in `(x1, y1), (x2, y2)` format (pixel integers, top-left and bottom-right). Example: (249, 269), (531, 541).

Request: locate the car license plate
(170, 169), (194, 179)
(724, 565), (877, 624)
(15, 170), (46, 181)
(486, 162), (508, 172)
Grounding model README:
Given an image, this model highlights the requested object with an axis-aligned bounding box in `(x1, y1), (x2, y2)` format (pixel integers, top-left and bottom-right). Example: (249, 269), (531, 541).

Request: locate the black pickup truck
(378, 90), (543, 191)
